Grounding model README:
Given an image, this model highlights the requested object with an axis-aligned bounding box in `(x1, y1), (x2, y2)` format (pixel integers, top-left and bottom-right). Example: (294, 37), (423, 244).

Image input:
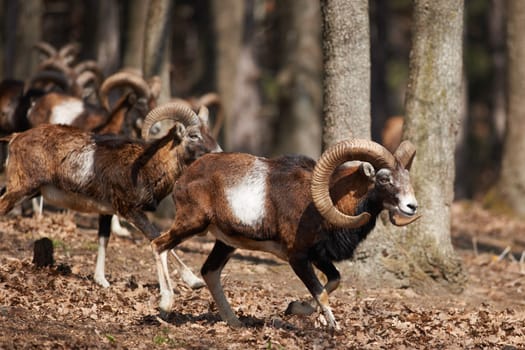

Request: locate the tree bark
(273, 0), (322, 159)
(5, 0), (43, 79)
(0, 0), (5, 78)
(352, 0), (467, 293)
(370, 0), (389, 143)
(489, 0), (507, 143)
(143, 0), (174, 103)
(122, 0), (150, 71)
(210, 0), (244, 151)
(494, 0), (525, 216)
(95, 0), (121, 76)
(321, 0), (371, 147)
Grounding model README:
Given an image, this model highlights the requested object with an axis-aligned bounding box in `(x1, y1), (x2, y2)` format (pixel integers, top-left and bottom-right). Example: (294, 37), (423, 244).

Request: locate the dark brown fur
(0, 122), (218, 240)
(151, 150), (416, 329)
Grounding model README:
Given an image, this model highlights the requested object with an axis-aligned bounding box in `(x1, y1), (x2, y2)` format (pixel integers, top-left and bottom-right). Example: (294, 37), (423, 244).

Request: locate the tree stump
(33, 237), (54, 267)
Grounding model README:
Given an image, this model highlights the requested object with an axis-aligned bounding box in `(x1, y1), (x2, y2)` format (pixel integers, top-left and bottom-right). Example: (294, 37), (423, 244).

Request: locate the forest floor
(1, 201), (525, 349)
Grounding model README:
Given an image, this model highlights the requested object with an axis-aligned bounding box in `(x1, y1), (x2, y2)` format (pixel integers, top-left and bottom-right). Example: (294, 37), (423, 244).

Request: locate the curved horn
(26, 70), (72, 93)
(141, 102), (201, 141)
(74, 60), (103, 81)
(311, 139), (397, 228)
(198, 105), (210, 123)
(99, 71), (151, 112)
(198, 92), (224, 138)
(36, 59), (75, 77)
(33, 42), (57, 59)
(393, 140), (416, 170)
(76, 70), (97, 87)
(58, 42), (81, 62)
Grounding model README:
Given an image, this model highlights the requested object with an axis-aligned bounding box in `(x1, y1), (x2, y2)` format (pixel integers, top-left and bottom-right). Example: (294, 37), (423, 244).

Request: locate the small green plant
(153, 327), (183, 347)
(51, 239), (70, 255)
(82, 242), (99, 251)
(153, 334), (168, 345)
(265, 339), (285, 350)
(105, 334), (116, 343)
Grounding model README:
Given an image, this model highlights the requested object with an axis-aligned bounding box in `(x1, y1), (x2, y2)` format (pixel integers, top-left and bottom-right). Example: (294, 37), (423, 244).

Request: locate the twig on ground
(496, 246), (511, 262)
(520, 250), (525, 274)
(472, 237), (478, 256)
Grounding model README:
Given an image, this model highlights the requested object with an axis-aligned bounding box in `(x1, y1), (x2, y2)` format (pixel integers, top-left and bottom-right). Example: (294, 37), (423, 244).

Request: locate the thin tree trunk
(370, 0), (389, 143)
(353, 0), (466, 293)
(321, 0), (370, 147)
(273, 0), (322, 159)
(143, 0), (174, 103)
(122, 0), (149, 71)
(489, 0), (507, 144)
(210, 0), (244, 151)
(0, 0), (5, 78)
(96, 0), (120, 76)
(495, 0), (525, 216)
(6, 0), (42, 79)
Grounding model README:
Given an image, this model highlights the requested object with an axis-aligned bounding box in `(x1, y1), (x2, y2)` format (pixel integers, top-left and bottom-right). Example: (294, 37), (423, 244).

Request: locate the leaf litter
(0, 202), (524, 349)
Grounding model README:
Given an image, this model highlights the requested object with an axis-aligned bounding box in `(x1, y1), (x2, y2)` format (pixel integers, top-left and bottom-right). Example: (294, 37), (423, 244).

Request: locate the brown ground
(1, 201), (524, 349)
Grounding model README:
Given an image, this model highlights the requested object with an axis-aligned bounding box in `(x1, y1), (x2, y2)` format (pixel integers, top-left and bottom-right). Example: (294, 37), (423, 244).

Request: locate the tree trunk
(489, 0), (507, 144)
(96, 0), (121, 76)
(5, 0), (43, 79)
(143, 0), (174, 103)
(0, 0), (5, 78)
(273, 0), (322, 159)
(321, 0), (371, 147)
(210, 0), (244, 151)
(370, 0), (389, 143)
(122, 0), (149, 71)
(353, 0), (467, 293)
(493, 0), (525, 216)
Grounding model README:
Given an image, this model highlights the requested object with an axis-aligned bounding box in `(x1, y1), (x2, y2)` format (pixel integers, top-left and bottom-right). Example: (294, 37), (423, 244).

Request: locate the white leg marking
(153, 248), (174, 316)
(170, 250), (204, 289)
(317, 290), (339, 331)
(225, 159), (267, 226)
(94, 236), (110, 288)
(111, 216), (132, 238)
(31, 196), (44, 219)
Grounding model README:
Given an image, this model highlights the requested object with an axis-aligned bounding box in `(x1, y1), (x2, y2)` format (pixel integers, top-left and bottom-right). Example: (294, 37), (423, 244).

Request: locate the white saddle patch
(50, 100), (84, 125)
(225, 159), (267, 227)
(65, 144), (96, 187)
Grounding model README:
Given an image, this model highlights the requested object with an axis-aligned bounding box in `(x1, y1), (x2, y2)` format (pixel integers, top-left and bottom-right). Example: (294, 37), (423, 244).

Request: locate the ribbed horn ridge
(99, 71), (151, 112)
(74, 60), (103, 81)
(393, 140), (416, 169)
(58, 43), (81, 61)
(33, 42), (57, 58)
(141, 102), (201, 141)
(198, 93), (223, 138)
(75, 71), (99, 90)
(36, 59), (75, 77)
(311, 139), (397, 228)
(27, 70), (72, 93)
(197, 105), (210, 123)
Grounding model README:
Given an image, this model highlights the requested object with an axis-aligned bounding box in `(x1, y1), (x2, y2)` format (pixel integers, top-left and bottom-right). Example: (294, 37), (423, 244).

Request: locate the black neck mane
(310, 192), (384, 262)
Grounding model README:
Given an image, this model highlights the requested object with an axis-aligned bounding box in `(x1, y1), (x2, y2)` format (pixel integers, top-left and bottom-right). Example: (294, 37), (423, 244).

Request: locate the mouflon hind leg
(93, 214), (112, 288)
(285, 259), (341, 316)
(288, 256), (340, 330)
(201, 240), (242, 327)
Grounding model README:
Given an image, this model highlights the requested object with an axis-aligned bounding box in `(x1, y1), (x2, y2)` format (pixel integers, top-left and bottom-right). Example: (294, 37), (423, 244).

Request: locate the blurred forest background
(0, 0), (512, 201)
